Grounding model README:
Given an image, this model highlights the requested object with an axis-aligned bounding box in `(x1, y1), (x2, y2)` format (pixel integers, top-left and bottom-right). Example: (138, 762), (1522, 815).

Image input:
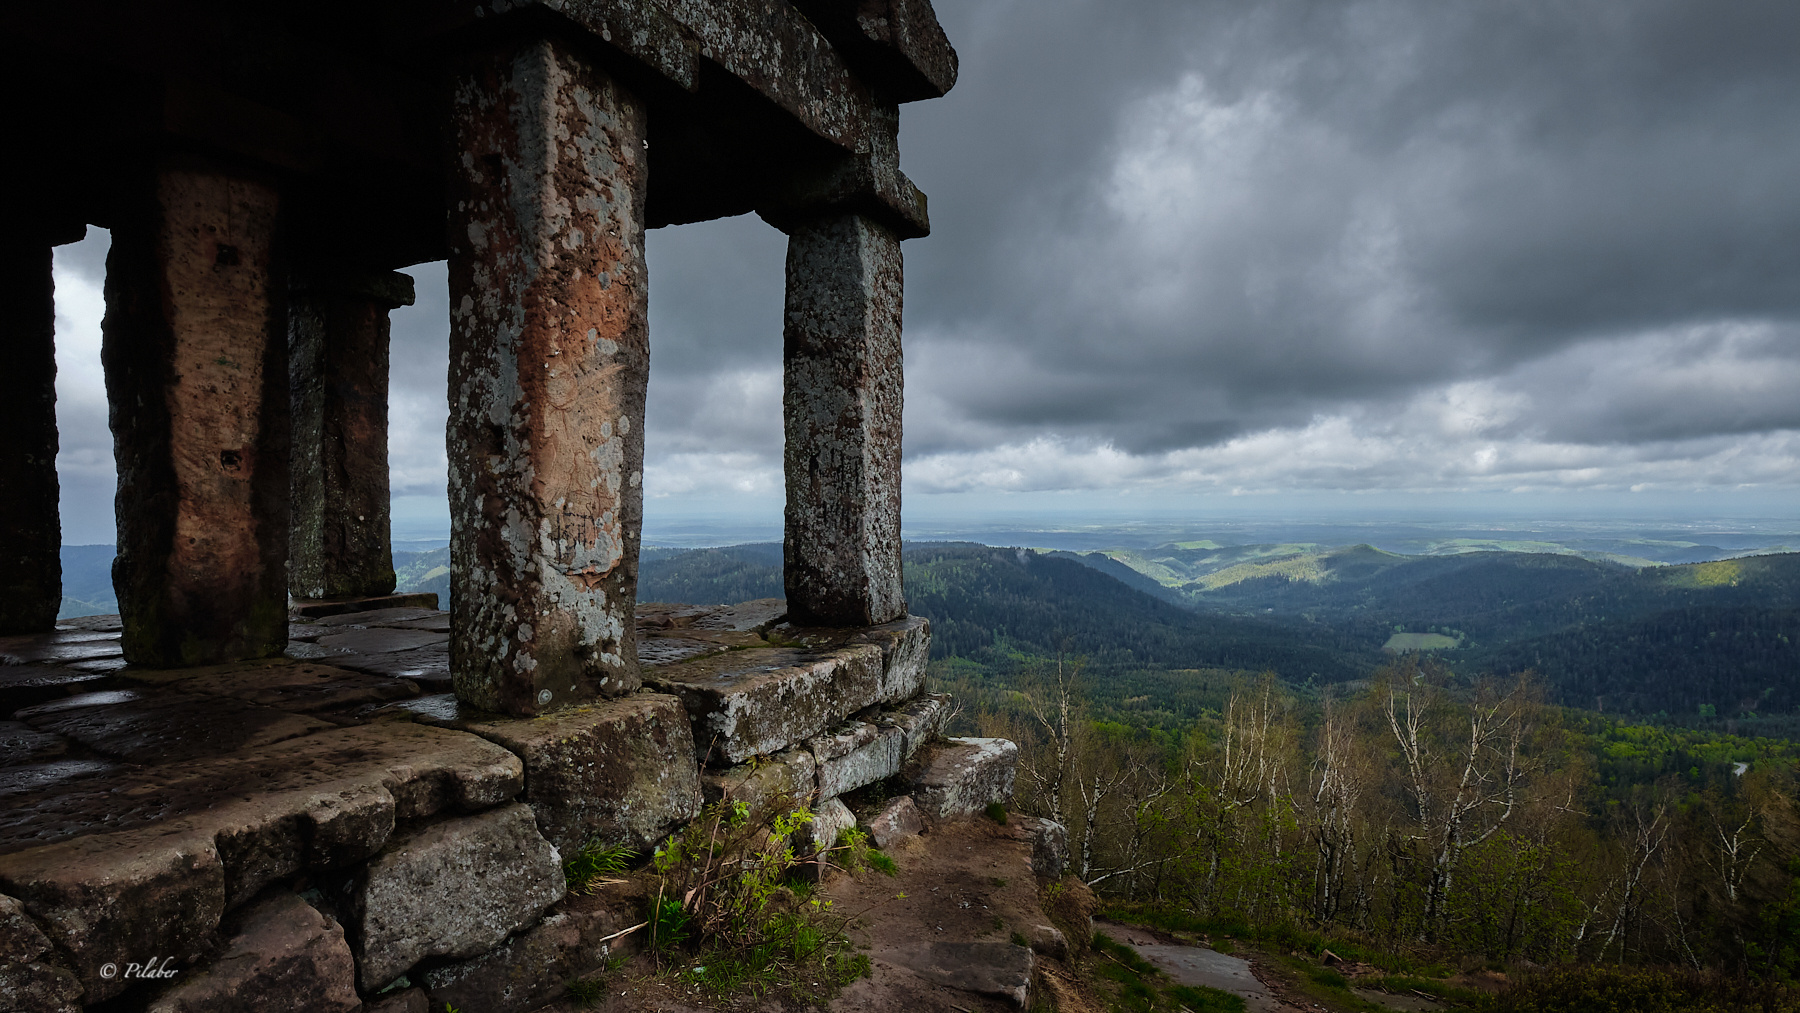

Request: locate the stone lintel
(0, 239), (60, 635)
(427, 692), (702, 855)
(289, 268), (403, 601)
(103, 157), (291, 666)
(789, 0), (959, 102)
(447, 34), (649, 716)
(762, 102), (927, 241)
(659, 0), (872, 153)
(781, 213), (907, 626)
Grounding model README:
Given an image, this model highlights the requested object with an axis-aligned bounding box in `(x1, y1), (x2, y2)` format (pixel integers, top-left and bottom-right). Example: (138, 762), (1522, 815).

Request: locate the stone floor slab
(886, 942), (1034, 1008)
(17, 690), (333, 765)
(128, 661), (421, 714)
(0, 634), (125, 666)
(0, 720), (68, 765)
(773, 615), (930, 702)
(380, 613), (451, 633)
(0, 665), (113, 716)
(636, 636), (728, 667)
(291, 594), (439, 619)
(315, 607), (443, 628)
(331, 648), (453, 689)
(315, 627), (450, 655)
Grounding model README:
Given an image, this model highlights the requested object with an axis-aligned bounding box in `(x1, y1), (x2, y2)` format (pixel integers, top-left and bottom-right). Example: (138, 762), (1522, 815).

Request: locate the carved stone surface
(911, 737), (1019, 820)
(446, 35), (649, 715)
(781, 213), (907, 627)
(146, 890), (360, 1013)
(349, 803), (565, 991)
(440, 693), (702, 854)
(0, 239), (60, 636)
(102, 160), (290, 667)
(289, 271), (413, 601)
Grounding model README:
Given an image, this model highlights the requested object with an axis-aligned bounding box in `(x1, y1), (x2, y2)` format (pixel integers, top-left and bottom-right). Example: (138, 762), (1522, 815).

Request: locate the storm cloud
(48, 0), (1800, 542)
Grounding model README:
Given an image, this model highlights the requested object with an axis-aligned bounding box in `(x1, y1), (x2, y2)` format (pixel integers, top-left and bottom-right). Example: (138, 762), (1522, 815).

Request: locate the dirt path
(1095, 920), (1288, 1012)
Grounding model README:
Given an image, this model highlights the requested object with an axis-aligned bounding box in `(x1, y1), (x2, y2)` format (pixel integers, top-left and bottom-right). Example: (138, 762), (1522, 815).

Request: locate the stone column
(782, 213), (907, 627)
(289, 271), (414, 600)
(446, 37), (649, 715)
(0, 240), (61, 634)
(102, 159), (290, 666)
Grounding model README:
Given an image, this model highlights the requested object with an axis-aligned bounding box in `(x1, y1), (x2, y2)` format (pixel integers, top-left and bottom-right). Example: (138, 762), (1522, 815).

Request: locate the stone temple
(0, 3), (1033, 1009)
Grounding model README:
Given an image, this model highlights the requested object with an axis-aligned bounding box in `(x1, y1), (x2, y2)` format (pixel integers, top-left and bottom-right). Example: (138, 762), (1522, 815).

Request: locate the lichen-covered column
(289, 271), (414, 600)
(446, 37), (648, 715)
(0, 240), (61, 634)
(782, 213), (907, 626)
(102, 159), (290, 665)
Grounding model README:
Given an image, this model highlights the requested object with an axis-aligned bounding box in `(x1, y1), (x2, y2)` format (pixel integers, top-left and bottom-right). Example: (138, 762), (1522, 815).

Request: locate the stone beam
(781, 213), (906, 626)
(446, 36), (650, 716)
(289, 271), (414, 601)
(762, 101), (928, 240)
(788, 0), (959, 102)
(0, 240), (61, 634)
(102, 158), (291, 666)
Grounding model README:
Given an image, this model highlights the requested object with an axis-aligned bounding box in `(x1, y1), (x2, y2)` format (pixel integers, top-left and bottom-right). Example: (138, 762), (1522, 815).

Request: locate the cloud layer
(46, 0), (1800, 541)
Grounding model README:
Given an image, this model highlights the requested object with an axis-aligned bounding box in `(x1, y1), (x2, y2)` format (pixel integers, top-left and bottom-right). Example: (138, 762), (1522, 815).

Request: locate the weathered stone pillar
(782, 213), (907, 626)
(102, 159), (290, 665)
(446, 37), (649, 715)
(289, 271), (414, 600)
(0, 240), (61, 634)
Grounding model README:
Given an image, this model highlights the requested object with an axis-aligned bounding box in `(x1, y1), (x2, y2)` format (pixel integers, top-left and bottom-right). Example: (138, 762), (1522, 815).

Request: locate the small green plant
(565, 975), (605, 1007)
(563, 839), (635, 895)
(984, 801), (1009, 824)
(1011, 930), (1030, 947)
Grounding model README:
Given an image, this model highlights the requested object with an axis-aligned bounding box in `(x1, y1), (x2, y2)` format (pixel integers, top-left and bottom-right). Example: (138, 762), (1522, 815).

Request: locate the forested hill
(902, 544), (1373, 680)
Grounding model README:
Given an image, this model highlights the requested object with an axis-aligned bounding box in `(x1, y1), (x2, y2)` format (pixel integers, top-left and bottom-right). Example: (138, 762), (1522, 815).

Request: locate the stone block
(0, 826), (224, 1003)
(447, 35), (650, 715)
(644, 644), (884, 765)
(0, 722), (523, 998)
(349, 803), (566, 991)
(1017, 817), (1069, 881)
(146, 890), (359, 1013)
(438, 693), (701, 855)
(813, 721), (904, 800)
(1025, 922), (1068, 960)
(799, 796), (858, 864)
(701, 748), (818, 818)
(879, 691), (951, 758)
(0, 892), (83, 1013)
(419, 892), (640, 1013)
(911, 738), (1019, 820)
(774, 615), (930, 702)
(864, 795), (923, 850)
(887, 941), (1034, 1009)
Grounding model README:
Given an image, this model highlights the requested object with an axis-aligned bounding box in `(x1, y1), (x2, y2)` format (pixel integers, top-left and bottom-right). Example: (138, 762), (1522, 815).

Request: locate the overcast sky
(50, 0), (1800, 544)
